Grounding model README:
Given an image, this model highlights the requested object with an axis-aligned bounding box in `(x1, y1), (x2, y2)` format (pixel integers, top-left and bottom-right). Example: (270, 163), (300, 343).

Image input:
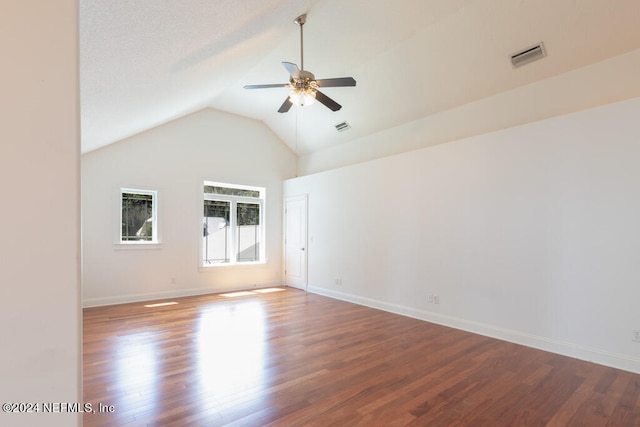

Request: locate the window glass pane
(202, 182), (264, 266)
(203, 200), (231, 264)
(204, 185), (260, 198)
(122, 192), (153, 241)
(236, 203), (260, 262)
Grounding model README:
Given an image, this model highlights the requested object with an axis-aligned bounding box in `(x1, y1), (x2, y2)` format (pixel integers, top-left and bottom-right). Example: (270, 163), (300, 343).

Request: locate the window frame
(118, 188), (159, 246)
(201, 181), (265, 267)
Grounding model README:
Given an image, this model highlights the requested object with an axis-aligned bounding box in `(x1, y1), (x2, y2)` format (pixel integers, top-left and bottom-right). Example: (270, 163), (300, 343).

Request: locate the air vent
(510, 42), (546, 68)
(335, 121), (351, 132)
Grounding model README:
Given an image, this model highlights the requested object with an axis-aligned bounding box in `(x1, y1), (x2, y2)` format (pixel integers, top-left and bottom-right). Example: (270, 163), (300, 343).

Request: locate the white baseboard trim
(307, 285), (640, 375)
(83, 282), (284, 308)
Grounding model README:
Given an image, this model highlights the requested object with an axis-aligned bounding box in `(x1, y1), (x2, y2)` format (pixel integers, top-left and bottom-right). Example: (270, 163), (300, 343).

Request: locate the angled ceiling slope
(81, 0), (640, 156)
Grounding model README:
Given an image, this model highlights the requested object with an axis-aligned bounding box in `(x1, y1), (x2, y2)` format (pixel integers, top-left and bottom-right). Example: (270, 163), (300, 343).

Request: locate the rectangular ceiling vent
(335, 121), (351, 132)
(510, 42), (546, 68)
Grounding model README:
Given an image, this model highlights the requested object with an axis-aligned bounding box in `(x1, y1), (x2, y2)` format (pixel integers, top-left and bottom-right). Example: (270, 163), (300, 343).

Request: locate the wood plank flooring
(83, 288), (640, 426)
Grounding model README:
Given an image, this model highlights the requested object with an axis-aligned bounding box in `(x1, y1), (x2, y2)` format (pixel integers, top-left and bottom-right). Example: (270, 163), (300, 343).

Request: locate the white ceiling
(80, 0), (640, 156)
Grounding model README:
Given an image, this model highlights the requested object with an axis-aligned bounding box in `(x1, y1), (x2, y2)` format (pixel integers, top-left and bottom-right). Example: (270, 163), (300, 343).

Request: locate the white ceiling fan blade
(282, 62), (300, 78)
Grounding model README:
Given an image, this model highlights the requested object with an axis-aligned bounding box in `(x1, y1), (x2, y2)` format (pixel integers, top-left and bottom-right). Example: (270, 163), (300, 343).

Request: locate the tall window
(120, 189), (158, 243)
(202, 182), (264, 265)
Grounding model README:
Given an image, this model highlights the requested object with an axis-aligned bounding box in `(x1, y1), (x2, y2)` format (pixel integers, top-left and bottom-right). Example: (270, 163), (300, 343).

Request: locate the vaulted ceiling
(80, 0), (640, 156)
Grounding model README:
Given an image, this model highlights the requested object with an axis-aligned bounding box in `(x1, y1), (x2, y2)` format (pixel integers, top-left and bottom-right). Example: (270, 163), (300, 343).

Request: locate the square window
(120, 189), (158, 243)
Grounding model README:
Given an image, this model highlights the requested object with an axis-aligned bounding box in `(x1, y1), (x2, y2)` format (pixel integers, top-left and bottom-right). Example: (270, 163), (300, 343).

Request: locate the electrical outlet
(335, 278), (342, 286)
(633, 330), (640, 342)
(434, 295), (440, 304)
(427, 293), (434, 304)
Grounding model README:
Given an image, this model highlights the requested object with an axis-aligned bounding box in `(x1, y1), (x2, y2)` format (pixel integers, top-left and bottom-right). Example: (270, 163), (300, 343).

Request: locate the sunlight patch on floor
(220, 291), (256, 298)
(144, 301), (178, 308)
(254, 287), (285, 294)
(221, 288), (285, 297)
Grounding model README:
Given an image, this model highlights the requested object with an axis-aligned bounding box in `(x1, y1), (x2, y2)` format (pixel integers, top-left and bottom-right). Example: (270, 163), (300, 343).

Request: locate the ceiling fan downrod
(294, 14), (307, 71)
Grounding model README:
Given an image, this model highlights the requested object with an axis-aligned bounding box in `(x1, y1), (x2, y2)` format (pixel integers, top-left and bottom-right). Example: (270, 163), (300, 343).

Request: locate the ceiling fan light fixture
(289, 87), (316, 106)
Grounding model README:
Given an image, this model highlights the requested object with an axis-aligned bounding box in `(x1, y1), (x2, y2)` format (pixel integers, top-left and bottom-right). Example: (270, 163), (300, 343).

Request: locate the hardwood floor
(83, 288), (640, 426)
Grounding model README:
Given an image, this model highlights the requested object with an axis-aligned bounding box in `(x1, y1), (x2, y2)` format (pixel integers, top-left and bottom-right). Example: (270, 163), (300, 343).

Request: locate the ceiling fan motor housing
(298, 70), (314, 80)
(290, 70), (318, 90)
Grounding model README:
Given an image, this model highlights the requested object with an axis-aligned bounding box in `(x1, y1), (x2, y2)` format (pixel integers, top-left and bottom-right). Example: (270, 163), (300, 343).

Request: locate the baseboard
(83, 282), (284, 308)
(307, 285), (640, 375)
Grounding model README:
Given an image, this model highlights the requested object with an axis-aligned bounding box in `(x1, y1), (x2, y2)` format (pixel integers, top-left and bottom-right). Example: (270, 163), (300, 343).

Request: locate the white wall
(285, 96), (640, 373)
(0, 2), (81, 426)
(82, 108), (297, 306)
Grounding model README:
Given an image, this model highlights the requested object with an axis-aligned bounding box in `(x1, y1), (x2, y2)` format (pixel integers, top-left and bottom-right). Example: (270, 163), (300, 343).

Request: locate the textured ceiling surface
(81, 0), (640, 155)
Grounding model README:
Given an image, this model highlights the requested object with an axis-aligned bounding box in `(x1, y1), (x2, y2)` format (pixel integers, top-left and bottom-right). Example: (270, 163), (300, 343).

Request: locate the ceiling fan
(244, 14), (356, 113)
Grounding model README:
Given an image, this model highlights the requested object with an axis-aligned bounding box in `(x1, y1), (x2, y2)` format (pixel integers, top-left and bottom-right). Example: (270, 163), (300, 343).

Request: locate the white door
(284, 195), (307, 290)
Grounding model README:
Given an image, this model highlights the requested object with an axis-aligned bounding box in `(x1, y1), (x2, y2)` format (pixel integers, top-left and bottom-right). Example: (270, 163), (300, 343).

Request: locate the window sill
(114, 243), (163, 251)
